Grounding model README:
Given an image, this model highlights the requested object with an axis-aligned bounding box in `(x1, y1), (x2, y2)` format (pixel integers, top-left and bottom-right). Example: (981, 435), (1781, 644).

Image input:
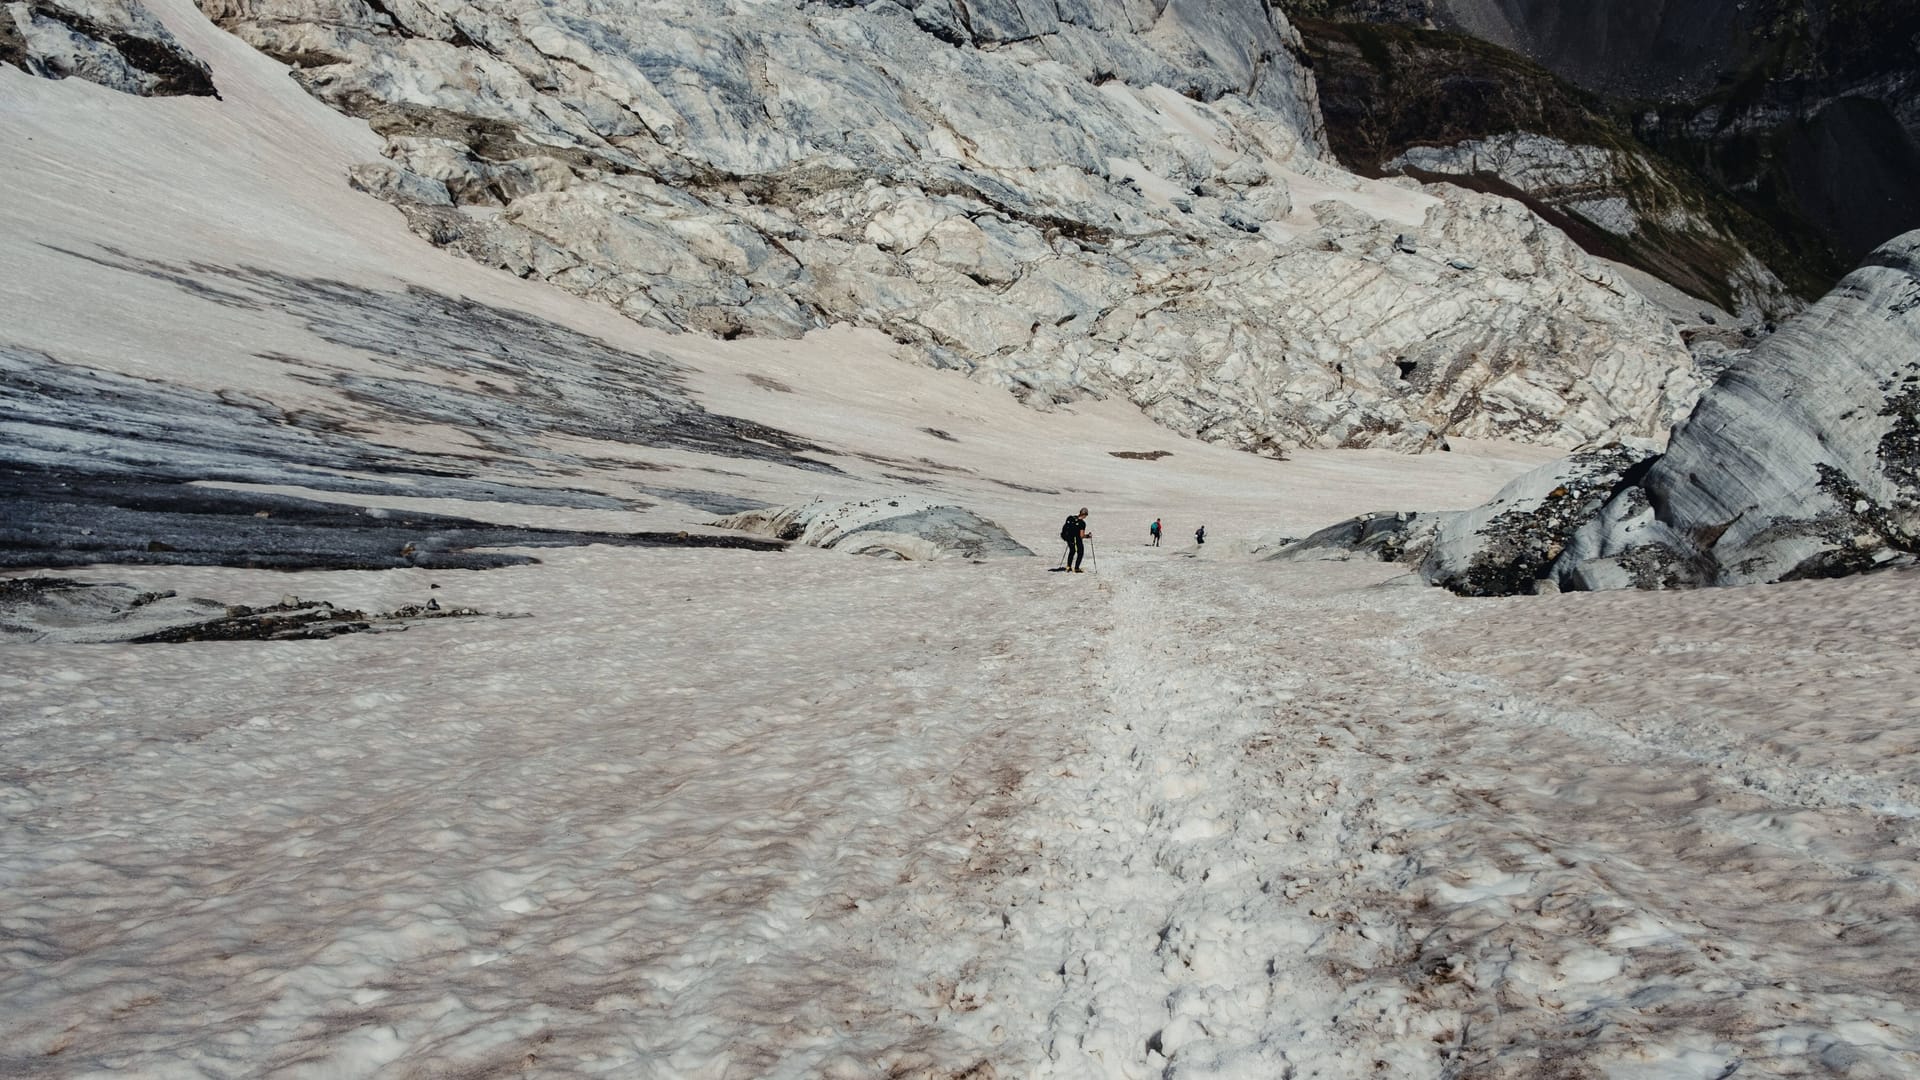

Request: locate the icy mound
(1559, 229), (1920, 589)
(715, 498), (1033, 561)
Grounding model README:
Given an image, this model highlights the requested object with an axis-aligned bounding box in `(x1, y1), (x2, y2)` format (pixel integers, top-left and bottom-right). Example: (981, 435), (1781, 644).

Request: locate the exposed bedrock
(1284, 0), (1920, 294)
(195, 0), (1700, 452)
(1282, 14), (1813, 321)
(1280, 230), (1920, 593)
(2, 0), (216, 95)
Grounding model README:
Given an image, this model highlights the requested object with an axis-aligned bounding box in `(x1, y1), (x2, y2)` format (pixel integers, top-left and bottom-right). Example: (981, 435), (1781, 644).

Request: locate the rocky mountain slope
(1287, 0), (1920, 302)
(1285, 15), (1813, 320)
(7, 0), (1702, 454)
(1283, 228), (1920, 593)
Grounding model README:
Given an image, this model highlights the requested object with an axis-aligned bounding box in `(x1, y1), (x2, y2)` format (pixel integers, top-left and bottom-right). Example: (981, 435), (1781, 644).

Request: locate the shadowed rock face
(2, 250), (835, 570)
(190, 0), (1701, 453)
(2, 0), (216, 96)
(1288, 17), (1812, 318)
(1287, 0), (1920, 290)
(1431, 0), (1747, 100)
(1277, 229), (1920, 593)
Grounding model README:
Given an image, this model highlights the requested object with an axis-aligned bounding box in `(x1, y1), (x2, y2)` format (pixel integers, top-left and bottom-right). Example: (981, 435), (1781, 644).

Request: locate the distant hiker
(1150, 518), (1161, 546)
(1060, 507), (1090, 572)
(1195, 524), (1206, 546)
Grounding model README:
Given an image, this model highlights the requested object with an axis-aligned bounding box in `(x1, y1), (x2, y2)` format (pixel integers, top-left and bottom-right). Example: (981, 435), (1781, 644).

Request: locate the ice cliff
(160, 0), (1700, 452)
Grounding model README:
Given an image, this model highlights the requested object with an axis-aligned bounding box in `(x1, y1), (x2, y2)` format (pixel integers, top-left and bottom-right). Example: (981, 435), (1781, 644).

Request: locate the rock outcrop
(715, 498), (1032, 560)
(194, 0), (1700, 452)
(1273, 443), (1657, 595)
(3, 0), (216, 95)
(1283, 14), (1813, 320)
(1285, 0), (1920, 295)
(1281, 230), (1920, 593)
(0, 579), (505, 643)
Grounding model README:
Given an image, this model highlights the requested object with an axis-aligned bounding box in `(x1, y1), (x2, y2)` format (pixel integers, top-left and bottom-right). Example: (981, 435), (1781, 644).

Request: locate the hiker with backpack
(1060, 508), (1090, 572)
(1150, 518), (1161, 546)
(1195, 524), (1206, 546)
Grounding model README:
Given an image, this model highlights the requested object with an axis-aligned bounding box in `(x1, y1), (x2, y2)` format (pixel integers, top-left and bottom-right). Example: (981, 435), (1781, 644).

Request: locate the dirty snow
(5, 0), (1920, 1075)
(8, 552), (1920, 1077)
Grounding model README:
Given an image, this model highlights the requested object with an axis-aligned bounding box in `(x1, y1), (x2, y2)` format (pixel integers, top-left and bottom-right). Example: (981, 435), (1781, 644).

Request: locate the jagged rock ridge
(192, 0), (1701, 452)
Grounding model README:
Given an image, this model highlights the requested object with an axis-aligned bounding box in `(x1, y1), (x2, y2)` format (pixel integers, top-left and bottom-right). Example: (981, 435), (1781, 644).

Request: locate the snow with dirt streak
(5, 0), (1920, 1073)
(8, 548), (1920, 1077)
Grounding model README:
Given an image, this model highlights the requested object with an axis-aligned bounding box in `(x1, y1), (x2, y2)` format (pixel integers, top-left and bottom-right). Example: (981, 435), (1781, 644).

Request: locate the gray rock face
(196, 0), (1699, 452)
(714, 497), (1033, 560)
(1281, 230), (1920, 593)
(1384, 132), (1796, 320)
(1558, 230), (1920, 590)
(3, 0), (216, 95)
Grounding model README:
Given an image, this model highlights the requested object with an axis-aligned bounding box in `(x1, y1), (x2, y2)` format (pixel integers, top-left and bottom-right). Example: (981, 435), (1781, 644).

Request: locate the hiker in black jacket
(1060, 508), (1090, 572)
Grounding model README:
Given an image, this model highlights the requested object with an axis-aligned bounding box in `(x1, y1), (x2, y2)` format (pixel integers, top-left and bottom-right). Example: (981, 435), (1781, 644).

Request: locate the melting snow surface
(4, 0), (1920, 1074)
(6, 553), (1920, 1076)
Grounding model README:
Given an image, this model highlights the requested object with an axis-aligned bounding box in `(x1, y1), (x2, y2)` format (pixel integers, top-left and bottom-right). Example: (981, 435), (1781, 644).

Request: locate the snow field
(7, 535), (1920, 1076)
(0, 549), (1097, 1076)
(897, 554), (1920, 1078)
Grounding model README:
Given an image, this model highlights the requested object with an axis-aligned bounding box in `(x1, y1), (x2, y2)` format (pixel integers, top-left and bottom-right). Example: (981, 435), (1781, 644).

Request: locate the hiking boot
(1073, 568), (1084, 572)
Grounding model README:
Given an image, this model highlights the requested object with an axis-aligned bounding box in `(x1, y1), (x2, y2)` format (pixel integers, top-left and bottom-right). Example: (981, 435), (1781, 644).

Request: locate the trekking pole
(1088, 538), (1098, 574)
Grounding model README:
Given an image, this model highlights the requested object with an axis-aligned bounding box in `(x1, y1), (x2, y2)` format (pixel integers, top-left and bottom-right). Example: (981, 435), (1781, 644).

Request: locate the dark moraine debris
(1109, 450), (1174, 460)
(1, 578), (523, 643)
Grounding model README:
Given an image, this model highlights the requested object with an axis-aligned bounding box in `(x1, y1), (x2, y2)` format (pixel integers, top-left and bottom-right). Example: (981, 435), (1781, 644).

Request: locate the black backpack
(1061, 515), (1081, 542)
